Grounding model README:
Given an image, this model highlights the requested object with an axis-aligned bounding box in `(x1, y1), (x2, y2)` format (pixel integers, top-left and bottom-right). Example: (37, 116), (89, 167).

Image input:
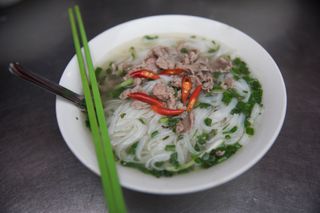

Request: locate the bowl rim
(56, 14), (287, 194)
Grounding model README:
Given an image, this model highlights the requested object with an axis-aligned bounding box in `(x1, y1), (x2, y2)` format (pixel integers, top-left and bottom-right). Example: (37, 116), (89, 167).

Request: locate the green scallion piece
(69, 6), (126, 213)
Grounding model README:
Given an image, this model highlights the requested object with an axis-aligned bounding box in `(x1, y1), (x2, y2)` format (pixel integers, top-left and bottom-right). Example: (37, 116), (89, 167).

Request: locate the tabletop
(1, 0), (319, 212)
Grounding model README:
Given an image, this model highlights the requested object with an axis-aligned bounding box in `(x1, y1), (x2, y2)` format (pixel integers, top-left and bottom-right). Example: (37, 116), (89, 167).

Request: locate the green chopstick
(68, 6), (127, 213)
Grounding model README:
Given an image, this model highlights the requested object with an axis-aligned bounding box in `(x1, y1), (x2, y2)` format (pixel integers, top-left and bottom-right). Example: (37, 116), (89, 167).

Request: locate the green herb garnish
(213, 71), (221, 79)
(95, 67), (102, 77)
(127, 141), (139, 155)
(204, 118), (212, 126)
(120, 113), (126, 119)
(223, 126), (238, 134)
(180, 48), (188, 54)
(114, 78), (134, 90)
(159, 117), (181, 130)
(154, 161), (164, 167)
(196, 102), (211, 109)
(138, 118), (146, 125)
(129, 46), (136, 59)
(208, 40), (220, 53)
(246, 127), (254, 135)
(165, 144), (176, 152)
(151, 131), (159, 138)
(115, 69), (124, 77)
(195, 143), (242, 168)
(106, 62), (113, 75)
(144, 35), (159, 40)
(222, 89), (243, 105)
(162, 135), (170, 140)
(231, 57), (250, 76)
(169, 152), (179, 168)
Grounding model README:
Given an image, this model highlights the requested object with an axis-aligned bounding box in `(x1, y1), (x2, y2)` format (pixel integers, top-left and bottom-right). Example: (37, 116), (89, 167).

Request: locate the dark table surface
(1, 0), (320, 212)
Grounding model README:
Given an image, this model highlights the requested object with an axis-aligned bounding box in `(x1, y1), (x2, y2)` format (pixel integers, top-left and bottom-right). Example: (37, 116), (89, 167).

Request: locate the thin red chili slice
(181, 76), (192, 105)
(159, 68), (185, 75)
(129, 69), (160, 80)
(187, 85), (202, 112)
(127, 92), (164, 106)
(151, 105), (185, 116)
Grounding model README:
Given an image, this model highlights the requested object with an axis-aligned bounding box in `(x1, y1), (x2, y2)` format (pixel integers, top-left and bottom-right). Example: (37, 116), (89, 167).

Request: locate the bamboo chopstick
(68, 6), (127, 213)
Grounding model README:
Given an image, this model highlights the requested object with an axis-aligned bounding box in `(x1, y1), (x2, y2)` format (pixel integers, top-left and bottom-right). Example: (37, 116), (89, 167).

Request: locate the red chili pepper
(151, 105), (185, 116)
(127, 92), (164, 106)
(181, 76), (192, 105)
(187, 85), (202, 112)
(159, 68), (185, 75)
(130, 69), (160, 80)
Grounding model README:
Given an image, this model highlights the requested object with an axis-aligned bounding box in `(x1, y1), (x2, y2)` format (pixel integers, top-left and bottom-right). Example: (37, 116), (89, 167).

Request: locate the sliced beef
(167, 95), (177, 109)
(202, 73), (214, 91)
(170, 76), (182, 88)
(180, 50), (199, 65)
(190, 75), (202, 87)
(129, 55), (159, 73)
(176, 111), (195, 133)
(211, 56), (232, 72)
(222, 77), (234, 89)
(144, 57), (159, 71)
(119, 86), (143, 100)
(152, 46), (178, 69)
(188, 50), (199, 63)
(131, 100), (150, 110)
(176, 42), (200, 64)
(177, 57), (211, 74)
(152, 81), (170, 100)
(152, 81), (178, 109)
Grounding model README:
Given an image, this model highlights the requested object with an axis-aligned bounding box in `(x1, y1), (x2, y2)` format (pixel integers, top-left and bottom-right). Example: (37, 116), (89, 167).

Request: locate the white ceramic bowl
(56, 15), (286, 194)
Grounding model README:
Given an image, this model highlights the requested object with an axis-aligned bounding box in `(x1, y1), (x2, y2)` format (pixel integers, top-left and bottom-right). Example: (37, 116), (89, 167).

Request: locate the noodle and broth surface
(94, 34), (263, 177)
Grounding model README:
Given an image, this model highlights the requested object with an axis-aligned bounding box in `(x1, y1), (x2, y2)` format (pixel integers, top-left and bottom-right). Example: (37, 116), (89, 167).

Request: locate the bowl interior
(56, 15), (286, 194)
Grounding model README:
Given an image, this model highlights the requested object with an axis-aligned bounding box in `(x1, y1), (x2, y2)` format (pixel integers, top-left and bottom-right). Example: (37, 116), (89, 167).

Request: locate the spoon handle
(8, 62), (85, 110)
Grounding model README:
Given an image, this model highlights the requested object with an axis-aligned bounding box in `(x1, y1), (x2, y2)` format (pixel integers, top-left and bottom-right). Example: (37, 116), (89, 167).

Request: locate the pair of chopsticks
(68, 6), (127, 213)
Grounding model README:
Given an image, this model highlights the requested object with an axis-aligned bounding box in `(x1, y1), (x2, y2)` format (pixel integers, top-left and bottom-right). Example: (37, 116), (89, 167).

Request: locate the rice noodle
(100, 34), (263, 175)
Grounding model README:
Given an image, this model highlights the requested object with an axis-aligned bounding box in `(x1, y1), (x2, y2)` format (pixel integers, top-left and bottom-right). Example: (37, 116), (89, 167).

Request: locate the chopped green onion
(208, 40), (220, 53)
(196, 102), (211, 109)
(129, 46), (136, 59)
(213, 71), (221, 79)
(222, 89), (243, 105)
(127, 142), (138, 155)
(169, 152), (179, 167)
(151, 131), (159, 138)
(154, 161), (164, 167)
(162, 135), (170, 140)
(246, 127), (255, 135)
(159, 117), (180, 129)
(120, 113), (126, 119)
(138, 118), (146, 125)
(114, 78), (134, 90)
(223, 126), (238, 134)
(180, 48), (188, 53)
(144, 35), (159, 40)
(165, 144), (176, 151)
(195, 143), (242, 168)
(204, 118), (212, 126)
(95, 67), (103, 77)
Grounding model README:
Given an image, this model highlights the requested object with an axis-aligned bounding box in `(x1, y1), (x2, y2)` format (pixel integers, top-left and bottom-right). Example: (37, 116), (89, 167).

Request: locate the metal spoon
(8, 62), (86, 110)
